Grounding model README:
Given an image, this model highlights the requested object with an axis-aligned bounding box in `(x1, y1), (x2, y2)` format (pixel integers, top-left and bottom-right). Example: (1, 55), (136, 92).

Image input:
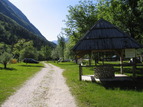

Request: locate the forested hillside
(0, 0), (45, 39)
(0, 0), (56, 64)
(0, 0), (55, 48)
(0, 13), (54, 49)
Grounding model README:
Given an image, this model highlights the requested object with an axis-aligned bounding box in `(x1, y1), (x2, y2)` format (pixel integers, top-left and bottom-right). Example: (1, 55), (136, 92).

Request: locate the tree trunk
(4, 62), (7, 69)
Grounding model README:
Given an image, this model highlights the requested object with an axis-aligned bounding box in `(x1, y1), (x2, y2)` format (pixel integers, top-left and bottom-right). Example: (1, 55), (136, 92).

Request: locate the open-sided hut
(73, 19), (142, 80)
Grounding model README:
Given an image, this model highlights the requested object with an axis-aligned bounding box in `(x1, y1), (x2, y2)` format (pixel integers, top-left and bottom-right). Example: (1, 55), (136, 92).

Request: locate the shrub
(10, 59), (17, 64)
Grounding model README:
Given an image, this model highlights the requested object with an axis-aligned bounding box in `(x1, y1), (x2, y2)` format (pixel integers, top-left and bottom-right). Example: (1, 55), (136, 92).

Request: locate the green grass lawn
(0, 62), (43, 105)
(50, 61), (143, 107)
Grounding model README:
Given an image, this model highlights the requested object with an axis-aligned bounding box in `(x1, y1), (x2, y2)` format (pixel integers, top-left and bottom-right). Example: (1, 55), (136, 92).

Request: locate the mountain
(0, 0), (55, 48)
(52, 40), (58, 45)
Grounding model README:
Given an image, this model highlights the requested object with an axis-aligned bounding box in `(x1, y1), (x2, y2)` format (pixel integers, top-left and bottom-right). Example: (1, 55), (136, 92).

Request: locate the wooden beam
(115, 49), (124, 74)
(132, 58), (136, 78)
(89, 52), (92, 66)
(79, 64), (82, 81)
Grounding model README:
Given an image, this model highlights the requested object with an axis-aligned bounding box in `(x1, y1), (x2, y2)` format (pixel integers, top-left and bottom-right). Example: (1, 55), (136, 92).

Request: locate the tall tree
(19, 41), (38, 60)
(63, 0), (98, 59)
(57, 35), (66, 61)
(64, 0), (98, 42)
(51, 47), (59, 61)
(39, 46), (52, 60)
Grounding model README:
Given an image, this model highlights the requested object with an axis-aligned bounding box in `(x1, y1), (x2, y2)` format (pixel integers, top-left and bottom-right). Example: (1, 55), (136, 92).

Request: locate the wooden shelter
(72, 19), (143, 80)
(73, 19), (142, 55)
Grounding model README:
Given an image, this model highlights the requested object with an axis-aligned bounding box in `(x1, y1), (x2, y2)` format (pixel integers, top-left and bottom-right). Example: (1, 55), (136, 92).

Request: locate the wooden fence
(79, 63), (143, 81)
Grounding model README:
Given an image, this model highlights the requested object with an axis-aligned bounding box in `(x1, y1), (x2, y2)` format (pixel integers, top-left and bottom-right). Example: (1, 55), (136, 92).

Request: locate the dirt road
(2, 63), (77, 107)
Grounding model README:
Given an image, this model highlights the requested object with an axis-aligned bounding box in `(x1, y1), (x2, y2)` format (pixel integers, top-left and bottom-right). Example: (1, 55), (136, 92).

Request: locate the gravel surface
(2, 63), (77, 107)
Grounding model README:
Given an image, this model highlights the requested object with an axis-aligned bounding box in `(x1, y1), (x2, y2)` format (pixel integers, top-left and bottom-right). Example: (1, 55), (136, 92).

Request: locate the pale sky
(9, 0), (80, 41)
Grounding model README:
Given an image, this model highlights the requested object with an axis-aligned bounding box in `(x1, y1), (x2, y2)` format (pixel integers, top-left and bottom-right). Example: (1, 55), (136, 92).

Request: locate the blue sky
(9, 0), (80, 41)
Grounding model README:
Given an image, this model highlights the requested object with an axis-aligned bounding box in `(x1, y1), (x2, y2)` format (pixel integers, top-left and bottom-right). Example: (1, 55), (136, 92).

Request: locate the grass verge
(50, 61), (143, 107)
(0, 62), (43, 105)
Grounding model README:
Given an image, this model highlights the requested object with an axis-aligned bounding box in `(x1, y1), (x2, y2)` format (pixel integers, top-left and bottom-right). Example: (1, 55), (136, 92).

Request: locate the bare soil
(2, 63), (77, 107)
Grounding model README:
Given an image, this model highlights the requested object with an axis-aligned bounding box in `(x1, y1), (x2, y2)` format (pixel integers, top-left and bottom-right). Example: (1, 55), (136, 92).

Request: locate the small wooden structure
(72, 19), (143, 81)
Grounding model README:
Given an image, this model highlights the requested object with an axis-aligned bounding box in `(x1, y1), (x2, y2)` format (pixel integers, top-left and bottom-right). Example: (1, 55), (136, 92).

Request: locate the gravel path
(2, 63), (77, 107)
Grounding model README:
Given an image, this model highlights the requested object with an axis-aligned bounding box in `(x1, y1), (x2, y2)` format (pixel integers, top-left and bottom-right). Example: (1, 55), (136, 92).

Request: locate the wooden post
(102, 55), (105, 65)
(120, 55), (123, 74)
(132, 58), (136, 78)
(116, 50), (124, 74)
(79, 64), (82, 81)
(89, 52), (91, 66)
(119, 50), (124, 74)
(75, 56), (78, 64)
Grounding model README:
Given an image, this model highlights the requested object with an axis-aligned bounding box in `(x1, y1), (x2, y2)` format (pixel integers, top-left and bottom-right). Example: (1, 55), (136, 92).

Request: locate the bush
(10, 59), (17, 64)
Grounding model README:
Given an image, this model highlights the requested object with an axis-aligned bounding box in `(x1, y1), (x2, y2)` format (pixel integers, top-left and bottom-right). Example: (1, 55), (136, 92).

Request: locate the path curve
(2, 63), (77, 107)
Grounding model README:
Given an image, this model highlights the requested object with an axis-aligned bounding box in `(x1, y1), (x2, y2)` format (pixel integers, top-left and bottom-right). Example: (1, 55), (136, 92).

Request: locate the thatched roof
(73, 19), (142, 54)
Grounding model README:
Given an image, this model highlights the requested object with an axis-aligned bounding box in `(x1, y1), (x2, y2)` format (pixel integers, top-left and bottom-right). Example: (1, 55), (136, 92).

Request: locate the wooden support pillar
(102, 54), (105, 65)
(89, 52), (91, 66)
(132, 64), (136, 78)
(132, 58), (136, 78)
(120, 55), (123, 74)
(75, 55), (78, 64)
(79, 64), (82, 81)
(116, 50), (124, 74)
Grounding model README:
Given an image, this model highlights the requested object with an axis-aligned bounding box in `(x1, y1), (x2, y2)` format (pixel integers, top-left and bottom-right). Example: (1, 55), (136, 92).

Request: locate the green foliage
(57, 35), (66, 60)
(64, 37), (75, 59)
(20, 46), (38, 60)
(0, 43), (12, 68)
(63, 0), (99, 59)
(37, 46), (52, 61)
(0, 52), (12, 69)
(0, 43), (10, 54)
(51, 47), (59, 60)
(97, 0), (143, 43)
(65, 0), (98, 41)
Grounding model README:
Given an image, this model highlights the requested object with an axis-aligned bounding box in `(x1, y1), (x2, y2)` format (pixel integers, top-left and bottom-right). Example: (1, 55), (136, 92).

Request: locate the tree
(39, 46), (52, 60)
(51, 47), (59, 62)
(64, 37), (76, 59)
(19, 41), (38, 60)
(13, 39), (26, 60)
(63, 0), (98, 59)
(57, 35), (66, 61)
(97, 0), (143, 43)
(64, 0), (98, 41)
(0, 52), (12, 69)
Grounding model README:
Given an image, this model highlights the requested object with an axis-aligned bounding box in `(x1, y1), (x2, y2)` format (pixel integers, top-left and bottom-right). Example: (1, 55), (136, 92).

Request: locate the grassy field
(0, 62), (43, 105)
(50, 61), (143, 107)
